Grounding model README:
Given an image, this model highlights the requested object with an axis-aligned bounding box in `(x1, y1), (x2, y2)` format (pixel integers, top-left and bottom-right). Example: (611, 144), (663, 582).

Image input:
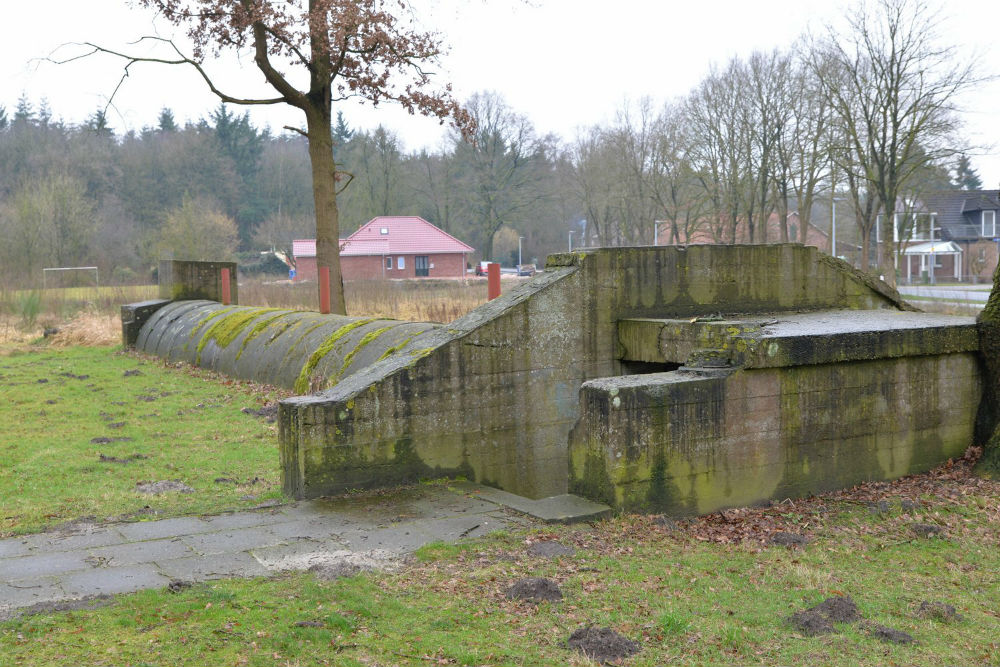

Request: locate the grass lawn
(0, 345), (288, 536)
(2, 343), (999, 665)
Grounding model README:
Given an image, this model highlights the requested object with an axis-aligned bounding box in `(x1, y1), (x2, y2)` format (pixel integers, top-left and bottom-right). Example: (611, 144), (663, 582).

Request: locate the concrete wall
(568, 356), (981, 514)
(278, 244), (916, 500)
(158, 260), (237, 303)
(134, 301), (437, 393)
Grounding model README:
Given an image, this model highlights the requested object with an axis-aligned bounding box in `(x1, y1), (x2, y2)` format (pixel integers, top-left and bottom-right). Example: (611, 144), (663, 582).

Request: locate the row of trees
(0, 0), (984, 291)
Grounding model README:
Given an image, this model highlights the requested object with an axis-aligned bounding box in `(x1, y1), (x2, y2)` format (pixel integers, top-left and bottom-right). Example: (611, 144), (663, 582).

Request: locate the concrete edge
(452, 482), (613, 524)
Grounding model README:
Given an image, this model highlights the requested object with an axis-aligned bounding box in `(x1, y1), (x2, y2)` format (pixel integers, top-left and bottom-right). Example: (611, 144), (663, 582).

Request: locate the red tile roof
(293, 216), (473, 258)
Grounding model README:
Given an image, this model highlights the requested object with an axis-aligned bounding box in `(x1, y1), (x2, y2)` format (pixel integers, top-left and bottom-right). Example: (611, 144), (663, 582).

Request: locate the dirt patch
(788, 596), (860, 635)
(506, 577), (563, 603)
(123, 369), (143, 377)
(788, 610), (835, 636)
(527, 540), (575, 558)
(0, 594), (113, 622)
(767, 531), (809, 547)
(90, 436), (133, 444)
(166, 580), (192, 593)
(910, 522), (945, 538)
(99, 453), (149, 464)
(917, 600), (963, 622)
(810, 596), (861, 623)
(242, 403), (278, 423)
(136, 480), (195, 495)
(136, 395), (157, 402)
(567, 626), (640, 664)
(868, 623), (914, 644)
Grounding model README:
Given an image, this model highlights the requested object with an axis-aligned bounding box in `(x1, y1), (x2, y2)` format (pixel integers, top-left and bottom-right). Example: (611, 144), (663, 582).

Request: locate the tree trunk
(305, 107), (347, 315)
(878, 203), (897, 286)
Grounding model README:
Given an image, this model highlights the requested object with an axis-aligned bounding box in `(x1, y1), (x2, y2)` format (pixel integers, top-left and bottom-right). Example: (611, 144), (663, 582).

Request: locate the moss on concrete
(335, 326), (393, 381)
(183, 306), (234, 352)
(195, 308), (281, 364)
(293, 318), (376, 394)
(236, 311), (296, 361)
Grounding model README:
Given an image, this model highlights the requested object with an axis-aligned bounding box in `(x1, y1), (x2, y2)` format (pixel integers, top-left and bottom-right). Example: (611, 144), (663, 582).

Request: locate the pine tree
(86, 108), (113, 136)
(332, 110), (352, 159)
(0, 106), (7, 131)
(953, 154), (983, 190)
(13, 93), (34, 125)
(158, 107), (178, 132)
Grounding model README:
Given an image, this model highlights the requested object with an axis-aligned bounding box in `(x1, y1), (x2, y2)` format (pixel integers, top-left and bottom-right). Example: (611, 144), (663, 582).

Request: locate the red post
(220, 268), (231, 305)
(487, 262), (501, 300)
(319, 266), (331, 314)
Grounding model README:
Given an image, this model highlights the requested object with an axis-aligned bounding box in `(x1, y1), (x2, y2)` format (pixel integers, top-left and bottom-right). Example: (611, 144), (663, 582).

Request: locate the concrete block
(60, 564), (171, 597)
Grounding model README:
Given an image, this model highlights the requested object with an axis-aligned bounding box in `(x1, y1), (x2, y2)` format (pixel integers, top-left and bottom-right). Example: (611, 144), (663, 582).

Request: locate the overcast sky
(4, 0), (999, 185)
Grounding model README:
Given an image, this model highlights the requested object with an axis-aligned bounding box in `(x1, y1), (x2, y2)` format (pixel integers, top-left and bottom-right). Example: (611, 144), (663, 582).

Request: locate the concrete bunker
(123, 247), (990, 515)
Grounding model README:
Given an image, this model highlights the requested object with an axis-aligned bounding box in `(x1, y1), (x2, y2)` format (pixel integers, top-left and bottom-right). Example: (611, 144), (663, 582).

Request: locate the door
(415, 255), (430, 277)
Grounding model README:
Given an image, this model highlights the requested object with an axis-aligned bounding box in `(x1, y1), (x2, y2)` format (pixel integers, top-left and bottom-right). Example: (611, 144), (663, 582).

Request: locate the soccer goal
(42, 266), (99, 290)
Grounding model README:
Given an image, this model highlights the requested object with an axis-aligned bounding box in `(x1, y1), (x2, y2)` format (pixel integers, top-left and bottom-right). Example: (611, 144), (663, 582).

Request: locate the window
(397, 256), (405, 270)
(380, 227), (389, 235)
(385, 256), (392, 269)
(983, 210), (996, 238)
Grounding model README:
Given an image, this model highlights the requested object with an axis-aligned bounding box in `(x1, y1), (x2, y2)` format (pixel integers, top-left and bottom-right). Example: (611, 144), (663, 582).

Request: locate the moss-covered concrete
(133, 301), (435, 391)
(975, 262), (1000, 476)
(158, 259), (238, 303)
(568, 355), (981, 514)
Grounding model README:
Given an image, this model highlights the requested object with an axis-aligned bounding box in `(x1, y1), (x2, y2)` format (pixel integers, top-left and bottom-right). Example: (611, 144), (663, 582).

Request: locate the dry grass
(241, 277), (491, 323)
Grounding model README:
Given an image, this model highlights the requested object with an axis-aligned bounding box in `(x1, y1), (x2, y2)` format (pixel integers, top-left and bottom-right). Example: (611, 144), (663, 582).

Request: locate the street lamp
(831, 196), (845, 258)
(518, 236), (524, 268)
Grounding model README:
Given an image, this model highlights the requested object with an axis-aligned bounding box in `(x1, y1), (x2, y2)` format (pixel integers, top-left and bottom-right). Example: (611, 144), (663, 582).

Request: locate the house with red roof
(292, 216), (475, 281)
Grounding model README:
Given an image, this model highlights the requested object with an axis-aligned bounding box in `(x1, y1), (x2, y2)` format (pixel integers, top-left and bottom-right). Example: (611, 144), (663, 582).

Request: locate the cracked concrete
(0, 483), (593, 620)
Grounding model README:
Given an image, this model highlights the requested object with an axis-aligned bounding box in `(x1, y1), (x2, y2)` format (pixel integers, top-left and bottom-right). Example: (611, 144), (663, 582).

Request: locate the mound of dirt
(910, 523), (945, 538)
(917, 600), (962, 622)
(242, 404), (278, 423)
(869, 623), (914, 644)
(136, 480), (194, 495)
(788, 596), (860, 635)
(527, 540), (575, 558)
(506, 577), (563, 603)
(99, 453), (149, 464)
(767, 531), (809, 547)
(567, 626), (640, 664)
(810, 596), (861, 623)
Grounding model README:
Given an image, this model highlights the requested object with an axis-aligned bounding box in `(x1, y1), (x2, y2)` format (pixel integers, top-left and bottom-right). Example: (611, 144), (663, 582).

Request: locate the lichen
(236, 311), (295, 361)
(336, 326), (394, 380)
(293, 318), (376, 393)
(195, 307), (280, 365)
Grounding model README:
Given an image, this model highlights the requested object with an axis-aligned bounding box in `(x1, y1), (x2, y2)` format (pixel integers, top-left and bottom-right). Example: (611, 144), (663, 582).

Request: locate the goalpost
(42, 266), (99, 291)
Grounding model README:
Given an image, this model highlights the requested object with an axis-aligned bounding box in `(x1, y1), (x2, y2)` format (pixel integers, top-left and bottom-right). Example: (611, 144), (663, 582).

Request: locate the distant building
(293, 216), (475, 281)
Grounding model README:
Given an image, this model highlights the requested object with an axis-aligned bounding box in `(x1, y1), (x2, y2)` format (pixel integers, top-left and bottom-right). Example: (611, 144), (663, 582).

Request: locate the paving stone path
(0, 485), (542, 619)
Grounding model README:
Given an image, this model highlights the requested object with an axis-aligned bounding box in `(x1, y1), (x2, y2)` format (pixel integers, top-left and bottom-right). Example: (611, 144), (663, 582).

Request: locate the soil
(911, 522), (945, 538)
(788, 596), (860, 636)
(99, 453), (149, 464)
(788, 610), (835, 636)
(242, 403), (278, 423)
(0, 594), (112, 622)
(917, 600), (962, 622)
(135, 480), (195, 495)
(166, 579), (192, 593)
(767, 531), (809, 547)
(90, 436), (133, 444)
(123, 369), (142, 377)
(810, 596), (861, 623)
(869, 623), (914, 644)
(506, 577), (563, 603)
(527, 540), (575, 558)
(567, 626), (641, 664)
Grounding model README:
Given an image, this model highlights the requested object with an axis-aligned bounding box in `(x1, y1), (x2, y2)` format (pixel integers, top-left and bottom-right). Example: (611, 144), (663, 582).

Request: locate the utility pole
(518, 236), (524, 268)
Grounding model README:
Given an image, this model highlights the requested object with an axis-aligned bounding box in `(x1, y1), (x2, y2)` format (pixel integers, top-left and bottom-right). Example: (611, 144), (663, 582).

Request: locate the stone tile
(251, 538), (348, 569)
(116, 517), (212, 542)
(197, 510), (288, 531)
(180, 525), (285, 556)
(60, 564), (170, 598)
(265, 519), (346, 542)
(18, 528), (127, 554)
(409, 514), (512, 543)
(0, 551), (91, 581)
(0, 577), (66, 610)
(0, 538), (34, 560)
(338, 526), (438, 554)
(87, 538), (195, 566)
(155, 552), (270, 580)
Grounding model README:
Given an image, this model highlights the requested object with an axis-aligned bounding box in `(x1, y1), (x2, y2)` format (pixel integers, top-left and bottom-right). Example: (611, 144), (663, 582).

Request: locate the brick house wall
(296, 253), (467, 281)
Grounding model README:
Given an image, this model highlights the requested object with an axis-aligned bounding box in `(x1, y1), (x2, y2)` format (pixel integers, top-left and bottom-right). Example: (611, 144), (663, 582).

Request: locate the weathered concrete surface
(158, 259), (238, 303)
(0, 484), (539, 620)
(279, 245), (919, 501)
(619, 311), (979, 369)
(568, 355), (981, 514)
(134, 301), (437, 392)
(121, 299), (172, 348)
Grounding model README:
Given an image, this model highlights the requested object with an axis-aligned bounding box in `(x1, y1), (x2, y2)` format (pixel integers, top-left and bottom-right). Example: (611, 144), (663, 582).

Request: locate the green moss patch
(293, 319), (376, 393)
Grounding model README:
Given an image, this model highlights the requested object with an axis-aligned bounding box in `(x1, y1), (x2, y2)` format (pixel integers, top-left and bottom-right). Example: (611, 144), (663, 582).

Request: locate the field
(0, 344), (999, 665)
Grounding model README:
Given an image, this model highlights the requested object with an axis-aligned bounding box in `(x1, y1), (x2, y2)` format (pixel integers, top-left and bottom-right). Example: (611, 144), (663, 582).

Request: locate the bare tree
(59, 0), (470, 314)
(813, 0), (975, 284)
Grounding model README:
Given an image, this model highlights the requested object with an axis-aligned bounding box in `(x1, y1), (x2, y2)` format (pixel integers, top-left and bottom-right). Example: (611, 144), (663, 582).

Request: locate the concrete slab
(0, 551), (92, 581)
(87, 538), (195, 567)
(60, 564), (171, 597)
(17, 528), (128, 554)
(0, 577), (67, 609)
(0, 539), (34, 560)
(155, 552), (270, 581)
(196, 510), (290, 531)
(180, 525), (286, 556)
(454, 482), (613, 523)
(116, 517), (211, 542)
